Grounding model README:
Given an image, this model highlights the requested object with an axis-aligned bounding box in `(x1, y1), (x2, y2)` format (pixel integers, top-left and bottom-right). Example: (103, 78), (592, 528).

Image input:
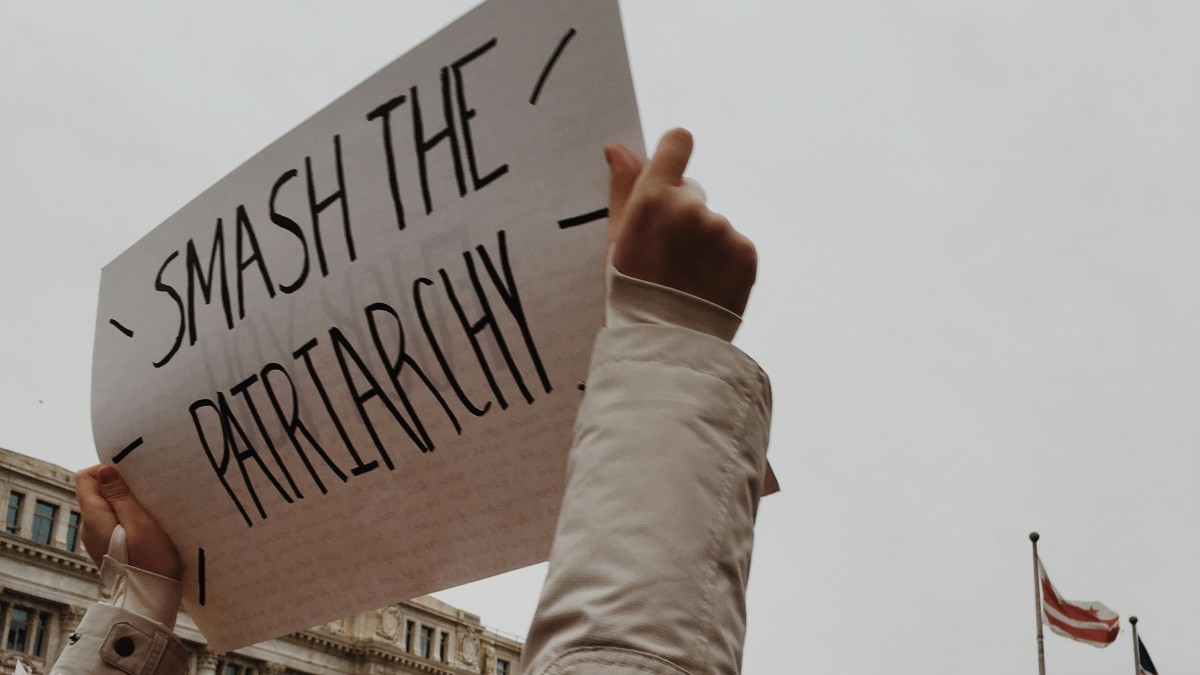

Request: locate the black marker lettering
(410, 72), (466, 215)
(190, 398), (252, 527)
(557, 207), (608, 229)
(476, 230), (552, 394)
(530, 28), (577, 105)
(234, 205), (277, 319)
(330, 326), (425, 464)
(366, 95), (409, 231)
(413, 277), (491, 417)
(306, 134), (355, 277)
(186, 219), (234, 345)
(112, 437), (143, 464)
(197, 548), (206, 605)
(365, 301), (462, 446)
(439, 264), (512, 409)
(218, 391), (295, 522)
(230, 373), (302, 500)
(110, 319), (135, 338)
(292, 338), (379, 476)
(269, 168), (310, 294)
(261, 362), (348, 493)
(452, 38), (508, 191)
(153, 251), (185, 368)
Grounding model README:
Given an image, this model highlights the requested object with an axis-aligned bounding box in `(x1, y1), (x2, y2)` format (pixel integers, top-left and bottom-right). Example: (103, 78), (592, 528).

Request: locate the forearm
(51, 526), (186, 675)
(521, 272), (773, 674)
(51, 604), (188, 675)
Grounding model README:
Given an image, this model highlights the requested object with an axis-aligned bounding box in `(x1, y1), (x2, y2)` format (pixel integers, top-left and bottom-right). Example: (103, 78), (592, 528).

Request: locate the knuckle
(738, 236), (758, 263)
(681, 199), (708, 224)
(638, 185), (672, 209)
(706, 212), (732, 232)
(621, 204), (654, 235)
(692, 211), (728, 240)
(733, 238), (758, 278)
(715, 226), (756, 268)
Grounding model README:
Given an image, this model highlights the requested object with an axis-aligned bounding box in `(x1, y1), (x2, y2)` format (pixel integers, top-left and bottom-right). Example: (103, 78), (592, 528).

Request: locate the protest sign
(92, 0), (641, 650)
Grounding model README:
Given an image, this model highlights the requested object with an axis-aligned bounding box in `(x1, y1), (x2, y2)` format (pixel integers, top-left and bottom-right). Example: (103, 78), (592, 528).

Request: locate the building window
(404, 620), (414, 652)
(496, 658), (509, 675)
(6, 492), (23, 534)
(438, 631), (449, 661)
(419, 626), (433, 658)
(224, 664), (240, 675)
(6, 606), (30, 652)
(0, 605), (52, 657)
(66, 511), (82, 552)
(31, 501), (57, 545)
(32, 612), (50, 656)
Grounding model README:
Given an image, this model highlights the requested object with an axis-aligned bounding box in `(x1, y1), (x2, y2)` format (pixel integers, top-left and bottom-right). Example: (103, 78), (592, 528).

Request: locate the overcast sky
(2, 1), (1197, 673)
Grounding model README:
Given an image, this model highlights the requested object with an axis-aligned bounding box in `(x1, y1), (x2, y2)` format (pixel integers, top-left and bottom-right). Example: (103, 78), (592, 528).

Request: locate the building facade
(0, 447), (522, 675)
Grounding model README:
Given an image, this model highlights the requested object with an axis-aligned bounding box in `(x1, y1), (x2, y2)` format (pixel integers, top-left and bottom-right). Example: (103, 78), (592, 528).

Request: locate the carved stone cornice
(285, 630), (358, 654)
(352, 645), (461, 675)
(0, 535), (97, 580)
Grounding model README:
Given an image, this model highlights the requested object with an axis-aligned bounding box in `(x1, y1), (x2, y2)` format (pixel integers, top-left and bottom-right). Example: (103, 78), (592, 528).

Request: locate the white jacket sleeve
(50, 604), (189, 675)
(520, 268), (774, 675)
(51, 527), (187, 675)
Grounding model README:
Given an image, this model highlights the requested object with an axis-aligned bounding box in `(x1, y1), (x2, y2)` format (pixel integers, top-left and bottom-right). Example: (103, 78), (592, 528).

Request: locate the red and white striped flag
(1038, 560), (1120, 647)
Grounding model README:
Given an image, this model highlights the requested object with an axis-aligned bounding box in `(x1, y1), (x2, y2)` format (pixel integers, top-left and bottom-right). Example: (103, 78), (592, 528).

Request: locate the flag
(1037, 560), (1120, 647)
(14, 657), (30, 675)
(1137, 636), (1159, 675)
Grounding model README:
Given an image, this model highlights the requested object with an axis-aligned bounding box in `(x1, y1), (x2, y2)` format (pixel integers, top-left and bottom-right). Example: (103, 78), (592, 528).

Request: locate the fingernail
(98, 466), (119, 485)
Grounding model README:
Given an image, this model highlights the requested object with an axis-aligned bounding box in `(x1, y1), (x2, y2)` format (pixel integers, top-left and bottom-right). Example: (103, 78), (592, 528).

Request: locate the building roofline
(1, 446), (78, 491)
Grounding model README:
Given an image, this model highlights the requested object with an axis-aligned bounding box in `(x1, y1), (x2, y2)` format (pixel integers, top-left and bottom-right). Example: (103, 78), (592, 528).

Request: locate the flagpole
(1129, 616), (1139, 675)
(1030, 532), (1046, 675)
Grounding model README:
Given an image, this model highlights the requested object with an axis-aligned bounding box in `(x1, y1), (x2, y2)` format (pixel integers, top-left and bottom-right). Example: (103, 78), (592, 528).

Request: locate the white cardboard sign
(92, 0), (642, 650)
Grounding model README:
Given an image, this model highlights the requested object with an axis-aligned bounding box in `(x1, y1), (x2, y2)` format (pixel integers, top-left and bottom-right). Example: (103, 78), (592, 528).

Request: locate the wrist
(101, 557), (184, 629)
(606, 261), (742, 341)
(101, 525), (182, 629)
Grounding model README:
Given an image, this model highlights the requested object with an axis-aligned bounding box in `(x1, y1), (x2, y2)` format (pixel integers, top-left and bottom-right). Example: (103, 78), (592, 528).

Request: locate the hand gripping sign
(92, 0), (642, 650)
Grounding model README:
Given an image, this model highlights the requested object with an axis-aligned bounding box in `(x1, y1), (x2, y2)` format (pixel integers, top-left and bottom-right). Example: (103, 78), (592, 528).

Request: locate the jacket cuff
(590, 324), (770, 411)
(51, 604), (188, 675)
(101, 558), (183, 630)
(101, 526), (183, 629)
(606, 263), (743, 342)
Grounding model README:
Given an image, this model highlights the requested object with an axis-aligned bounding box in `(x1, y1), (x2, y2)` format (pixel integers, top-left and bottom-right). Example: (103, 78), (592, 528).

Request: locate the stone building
(0, 447), (522, 675)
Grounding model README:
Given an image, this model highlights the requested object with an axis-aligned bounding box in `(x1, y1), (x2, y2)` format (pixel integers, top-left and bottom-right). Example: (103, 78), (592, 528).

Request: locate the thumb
(605, 143), (640, 254)
(97, 465), (146, 526)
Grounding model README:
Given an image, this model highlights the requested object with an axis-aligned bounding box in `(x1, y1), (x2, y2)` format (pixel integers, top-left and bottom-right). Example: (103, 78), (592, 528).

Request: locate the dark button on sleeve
(115, 636), (136, 657)
(101, 622), (157, 675)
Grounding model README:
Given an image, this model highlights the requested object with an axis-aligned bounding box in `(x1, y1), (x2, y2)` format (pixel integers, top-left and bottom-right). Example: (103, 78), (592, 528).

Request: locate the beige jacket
(521, 317), (773, 673)
(51, 527), (187, 675)
(52, 268), (773, 675)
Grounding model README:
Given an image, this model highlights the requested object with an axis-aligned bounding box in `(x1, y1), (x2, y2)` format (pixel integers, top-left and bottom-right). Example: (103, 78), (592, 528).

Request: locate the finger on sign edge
(645, 128), (694, 184)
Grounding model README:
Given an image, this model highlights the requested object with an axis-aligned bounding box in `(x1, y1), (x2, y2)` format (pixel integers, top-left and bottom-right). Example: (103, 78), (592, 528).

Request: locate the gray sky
(2, 1), (1197, 672)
